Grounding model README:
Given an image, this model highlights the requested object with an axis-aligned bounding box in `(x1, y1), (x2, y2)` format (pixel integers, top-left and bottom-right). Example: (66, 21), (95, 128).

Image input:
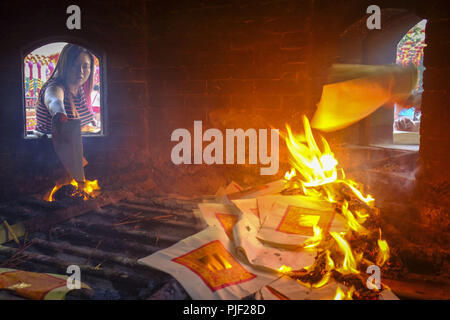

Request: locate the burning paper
(256, 196), (347, 248)
(138, 227), (276, 300)
(256, 276), (347, 300)
(232, 212), (316, 272)
(270, 116), (395, 298)
(140, 115), (396, 300)
(198, 199), (315, 272)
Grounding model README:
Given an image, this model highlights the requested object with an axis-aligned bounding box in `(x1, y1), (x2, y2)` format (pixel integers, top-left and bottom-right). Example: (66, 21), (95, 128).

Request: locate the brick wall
(0, 0), (151, 198)
(417, 15), (450, 235)
(0, 0), (448, 202)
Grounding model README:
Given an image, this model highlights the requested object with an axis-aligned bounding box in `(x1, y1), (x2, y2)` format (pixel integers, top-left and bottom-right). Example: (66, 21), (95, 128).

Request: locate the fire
(334, 286), (355, 300)
(285, 116), (338, 188)
(278, 265), (292, 275)
(284, 168), (296, 181)
(46, 179), (100, 202)
(376, 231), (390, 266)
(340, 201), (367, 234)
(280, 116), (391, 299)
(330, 232), (359, 274)
(303, 225), (323, 249)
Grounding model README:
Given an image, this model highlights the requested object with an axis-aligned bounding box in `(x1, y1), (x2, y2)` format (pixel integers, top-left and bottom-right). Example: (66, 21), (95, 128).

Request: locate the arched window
(23, 42), (105, 138)
(338, 10), (424, 149)
(393, 19), (427, 144)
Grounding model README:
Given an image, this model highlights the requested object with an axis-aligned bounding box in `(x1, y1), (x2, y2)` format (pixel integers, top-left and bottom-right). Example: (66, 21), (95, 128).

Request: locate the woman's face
(66, 52), (91, 87)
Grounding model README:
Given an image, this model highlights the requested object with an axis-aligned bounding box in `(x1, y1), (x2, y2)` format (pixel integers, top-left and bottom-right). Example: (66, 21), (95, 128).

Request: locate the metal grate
(0, 195), (203, 299)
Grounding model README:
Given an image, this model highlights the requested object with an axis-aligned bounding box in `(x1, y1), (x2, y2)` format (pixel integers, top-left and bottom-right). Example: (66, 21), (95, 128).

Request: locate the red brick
(150, 95), (185, 108)
(231, 62), (288, 79)
(231, 95), (281, 109)
(184, 95), (230, 109)
(423, 67), (450, 90)
(254, 79), (304, 95)
(109, 47), (147, 68)
(421, 91), (450, 119)
(282, 95), (306, 108)
(207, 80), (254, 94)
(185, 65), (233, 80)
(109, 83), (147, 109)
(255, 46), (308, 65)
(424, 41), (450, 68)
(109, 67), (148, 83)
(281, 32), (310, 48)
(425, 19), (450, 43)
(262, 14), (310, 33)
(230, 29), (281, 49)
(183, 81), (206, 94)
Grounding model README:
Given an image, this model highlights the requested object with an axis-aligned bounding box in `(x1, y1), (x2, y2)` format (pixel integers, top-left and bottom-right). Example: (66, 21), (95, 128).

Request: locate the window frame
(21, 37), (108, 140)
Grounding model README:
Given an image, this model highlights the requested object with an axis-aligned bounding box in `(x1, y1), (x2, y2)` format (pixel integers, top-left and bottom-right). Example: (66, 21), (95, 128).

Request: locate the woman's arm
(44, 85), (68, 122)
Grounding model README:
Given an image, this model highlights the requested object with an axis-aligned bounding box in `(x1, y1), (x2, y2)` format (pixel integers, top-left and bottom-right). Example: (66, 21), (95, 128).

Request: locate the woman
(35, 44), (96, 134)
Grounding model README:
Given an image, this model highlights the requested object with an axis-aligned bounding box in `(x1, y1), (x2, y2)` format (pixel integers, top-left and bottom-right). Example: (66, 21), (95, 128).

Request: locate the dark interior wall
(0, 0), (152, 198)
(0, 0), (448, 201)
(417, 15), (450, 234)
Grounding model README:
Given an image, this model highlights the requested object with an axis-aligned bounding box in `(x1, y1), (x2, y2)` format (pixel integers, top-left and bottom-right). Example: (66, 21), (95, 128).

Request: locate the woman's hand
(53, 112), (68, 123)
(394, 116), (420, 132)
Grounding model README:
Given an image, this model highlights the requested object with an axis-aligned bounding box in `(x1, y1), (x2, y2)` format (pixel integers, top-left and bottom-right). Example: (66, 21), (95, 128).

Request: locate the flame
(82, 179), (100, 194)
(341, 201), (367, 234)
(338, 180), (375, 205)
(376, 230), (390, 266)
(311, 251), (335, 288)
(303, 225), (323, 249)
(284, 168), (296, 181)
(285, 116), (338, 188)
(47, 185), (59, 202)
(354, 209), (369, 224)
(46, 179), (100, 202)
(334, 286), (354, 300)
(278, 265), (292, 275)
(334, 286), (345, 300)
(330, 232), (359, 274)
(284, 117), (373, 205)
(279, 116), (391, 298)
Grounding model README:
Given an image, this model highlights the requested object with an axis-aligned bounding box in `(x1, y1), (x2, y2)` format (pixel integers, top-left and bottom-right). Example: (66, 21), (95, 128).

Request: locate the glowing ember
(46, 179), (100, 202)
(278, 265), (293, 275)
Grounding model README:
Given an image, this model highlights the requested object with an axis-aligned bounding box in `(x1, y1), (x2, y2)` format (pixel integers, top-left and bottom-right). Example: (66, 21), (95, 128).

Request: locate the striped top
(35, 79), (94, 134)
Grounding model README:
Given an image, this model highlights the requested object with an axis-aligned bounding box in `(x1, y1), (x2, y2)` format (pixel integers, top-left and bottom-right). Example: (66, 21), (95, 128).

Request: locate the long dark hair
(39, 43), (95, 105)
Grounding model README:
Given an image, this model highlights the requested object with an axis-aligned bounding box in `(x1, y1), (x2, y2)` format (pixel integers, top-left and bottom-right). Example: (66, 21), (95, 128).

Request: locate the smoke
(339, 148), (420, 206)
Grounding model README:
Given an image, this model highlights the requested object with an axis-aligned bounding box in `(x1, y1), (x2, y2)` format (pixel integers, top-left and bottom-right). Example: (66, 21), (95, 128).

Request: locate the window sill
(393, 131), (420, 146)
(25, 132), (105, 139)
(371, 143), (419, 152)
